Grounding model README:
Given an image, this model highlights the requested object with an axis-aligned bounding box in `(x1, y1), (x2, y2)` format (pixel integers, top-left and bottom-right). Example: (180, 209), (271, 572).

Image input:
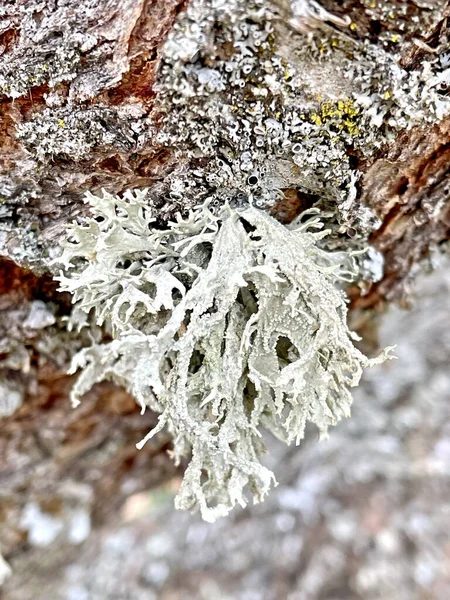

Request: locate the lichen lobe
(56, 190), (392, 521)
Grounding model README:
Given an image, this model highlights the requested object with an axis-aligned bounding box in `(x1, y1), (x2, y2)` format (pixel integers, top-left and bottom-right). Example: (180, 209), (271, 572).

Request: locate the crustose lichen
(55, 189), (393, 522)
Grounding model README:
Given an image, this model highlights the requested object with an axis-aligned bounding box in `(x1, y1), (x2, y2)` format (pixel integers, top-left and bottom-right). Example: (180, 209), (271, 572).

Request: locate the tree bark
(1, 0), (450, 579)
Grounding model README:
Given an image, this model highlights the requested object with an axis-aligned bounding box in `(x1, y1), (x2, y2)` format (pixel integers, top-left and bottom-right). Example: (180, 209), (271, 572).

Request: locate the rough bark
(1, 0), (186, 568)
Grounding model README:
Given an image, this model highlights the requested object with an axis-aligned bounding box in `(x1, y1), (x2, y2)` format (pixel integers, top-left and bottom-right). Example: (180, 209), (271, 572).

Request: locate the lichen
(56, 189), (393, 521)
(16, 105), (142, 161)
(137, 0), (450, 246)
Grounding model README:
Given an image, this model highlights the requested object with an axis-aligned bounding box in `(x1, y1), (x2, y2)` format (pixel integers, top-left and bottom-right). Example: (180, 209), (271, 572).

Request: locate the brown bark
(352, 118), (450, 309)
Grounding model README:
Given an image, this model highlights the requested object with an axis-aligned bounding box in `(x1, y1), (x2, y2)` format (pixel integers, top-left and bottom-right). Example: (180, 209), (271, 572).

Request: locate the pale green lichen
(56, 189), (393, 521)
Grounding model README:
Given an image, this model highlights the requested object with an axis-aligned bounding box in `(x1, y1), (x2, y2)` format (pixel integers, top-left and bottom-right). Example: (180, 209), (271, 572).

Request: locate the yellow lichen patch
(307, 99), (361, 137)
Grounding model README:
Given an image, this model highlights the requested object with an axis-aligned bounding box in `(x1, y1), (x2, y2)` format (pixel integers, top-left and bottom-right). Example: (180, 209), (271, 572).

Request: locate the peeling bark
(352, 118), (450, 309)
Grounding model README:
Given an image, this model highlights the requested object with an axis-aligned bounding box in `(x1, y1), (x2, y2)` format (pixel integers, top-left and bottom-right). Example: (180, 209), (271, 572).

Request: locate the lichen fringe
(56, 189), (393, 522)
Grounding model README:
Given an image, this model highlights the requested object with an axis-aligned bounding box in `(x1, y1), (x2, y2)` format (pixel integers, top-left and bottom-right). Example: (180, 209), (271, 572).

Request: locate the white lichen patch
(138, 0), (450, 248)
(56, 189), (393, 521)
(0, 383), (24, 418)
(23, 300), (56, 330)
(151, 0), (360, 214)
(16, 105), (140, 161)
(0, 554), (12, 585)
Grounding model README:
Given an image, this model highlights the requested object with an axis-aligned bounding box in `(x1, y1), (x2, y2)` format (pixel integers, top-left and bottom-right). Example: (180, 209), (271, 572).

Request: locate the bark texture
(1, 0), (186, 570)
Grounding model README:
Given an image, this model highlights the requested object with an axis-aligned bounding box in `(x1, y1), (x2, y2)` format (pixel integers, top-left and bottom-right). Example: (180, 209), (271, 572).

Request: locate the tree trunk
(1, 0), (450, 588)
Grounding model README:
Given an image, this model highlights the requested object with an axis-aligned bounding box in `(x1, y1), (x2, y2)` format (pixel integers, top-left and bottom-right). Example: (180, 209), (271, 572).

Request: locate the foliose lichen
(16, 105), (143, 161)
(55, 189), (393, 521)
(136, 0), (450, 242)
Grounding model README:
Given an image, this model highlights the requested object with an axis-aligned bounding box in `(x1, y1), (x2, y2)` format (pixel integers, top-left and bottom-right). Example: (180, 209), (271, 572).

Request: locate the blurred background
(2, 259), (450, 600)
